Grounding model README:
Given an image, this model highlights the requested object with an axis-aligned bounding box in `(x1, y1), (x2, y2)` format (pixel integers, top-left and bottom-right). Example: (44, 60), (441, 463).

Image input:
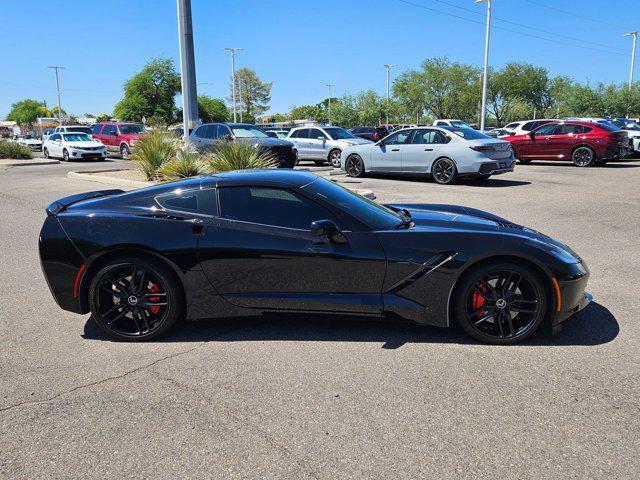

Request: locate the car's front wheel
(120, 143), (131, 159)
(43, 148), (50, 159)
(62, 149), (69, 162)
(345, 154), (365, 177)
(572, 146), (595, 167)
(88, 256), (184, 341)
(452, 261), (548, 344)
(328, 149), (341, 168)
(431, 157), (457, 184)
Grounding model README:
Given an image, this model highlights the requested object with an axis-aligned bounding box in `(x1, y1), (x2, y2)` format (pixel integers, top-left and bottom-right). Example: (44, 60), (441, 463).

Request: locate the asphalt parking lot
(1, 159), (639, 479)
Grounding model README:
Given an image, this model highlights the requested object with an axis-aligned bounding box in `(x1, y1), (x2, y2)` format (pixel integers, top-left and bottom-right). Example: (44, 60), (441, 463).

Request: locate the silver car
(340, 126), (515, 184)
(286, 126), (372, 167)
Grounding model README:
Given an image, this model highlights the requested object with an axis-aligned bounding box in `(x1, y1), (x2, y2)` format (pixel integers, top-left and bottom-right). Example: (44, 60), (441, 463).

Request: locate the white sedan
(12, 135), (43, 151)
(340, 126), (516, 184)
(43, 132), (107, 161)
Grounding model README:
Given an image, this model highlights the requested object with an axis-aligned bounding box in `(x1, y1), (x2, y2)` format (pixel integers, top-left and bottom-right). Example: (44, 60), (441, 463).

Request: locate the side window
(522, 121), (538, 131)
(385, 130), (413, 145)
(533, 124), (560, 136)
(91, 124), (103, 135)
(155, 189), (217, 215)
(298, 128), (310, 139)
(558, 124), (578, 135)
(218, 125), (231, 138)
(50, 134), (61, 141)
(289, 129), (299, 138)
(308, 128), (326, 140)
(103, 125), (117, 136)
(435, 121), (446, 126)
(574, 125), (592, 134)
(194, 126), (206, 138)
(219, 187), (337, 230)
(208, 125), (220, 139)
(411, 129), (436, 144)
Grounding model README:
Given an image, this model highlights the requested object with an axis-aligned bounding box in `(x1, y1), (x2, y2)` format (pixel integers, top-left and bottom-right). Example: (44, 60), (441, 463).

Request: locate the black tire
(314, 160), (326, 166)
(328, 149), (341, 168)
(431, 157), (458, 185)
(120, 143), (130, 159)
(344, 154), (365, 177)
(43, 148), (50, 159)
(88, 256), (184, 341)
(62, 149), (69, 162)
(517, 158), (532, 164)
(293, 149), (299, 166)
(452, 261), (548, 344)
(572, 146), (595, 167)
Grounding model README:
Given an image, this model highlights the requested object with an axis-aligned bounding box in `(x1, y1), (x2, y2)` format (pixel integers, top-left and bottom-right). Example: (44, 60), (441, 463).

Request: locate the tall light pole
(383, 64), (397, 124)
(177, 0), (198, 142)
(625, 32), (638, 90)
(48, 66), (65, 125)
(476, 0), (491, 132)
(238, 80), (243, 123)
(325, 84), (334, 125)
(224, 47), (243, 122)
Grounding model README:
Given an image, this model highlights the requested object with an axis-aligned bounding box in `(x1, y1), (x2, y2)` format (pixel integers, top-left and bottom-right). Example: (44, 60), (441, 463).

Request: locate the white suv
(286, 126), (372, 167)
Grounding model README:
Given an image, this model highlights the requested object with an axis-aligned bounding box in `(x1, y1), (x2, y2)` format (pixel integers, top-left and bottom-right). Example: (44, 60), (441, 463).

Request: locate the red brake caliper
(148, 283), (160, 314)
(472, 283), (487, 318)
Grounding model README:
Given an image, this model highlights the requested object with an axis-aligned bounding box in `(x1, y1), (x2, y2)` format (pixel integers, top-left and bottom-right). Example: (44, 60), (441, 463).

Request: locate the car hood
(236, 137), (293, 147)
(335, 137), (373, 146)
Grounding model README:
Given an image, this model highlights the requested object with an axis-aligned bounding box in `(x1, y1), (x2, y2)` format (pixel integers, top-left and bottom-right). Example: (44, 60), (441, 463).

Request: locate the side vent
(496, 221), (525, 231)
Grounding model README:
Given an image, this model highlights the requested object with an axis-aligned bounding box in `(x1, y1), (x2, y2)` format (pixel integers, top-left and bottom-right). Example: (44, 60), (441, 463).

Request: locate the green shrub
(203, 141), (277, 172)
(0, 140), (33, 159)
(131, 131), (179, 180)
(159, 149), (206, 181)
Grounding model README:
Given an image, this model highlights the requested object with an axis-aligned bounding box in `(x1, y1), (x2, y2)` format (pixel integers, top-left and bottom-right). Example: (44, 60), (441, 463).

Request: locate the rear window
(596, 123), (620, 132)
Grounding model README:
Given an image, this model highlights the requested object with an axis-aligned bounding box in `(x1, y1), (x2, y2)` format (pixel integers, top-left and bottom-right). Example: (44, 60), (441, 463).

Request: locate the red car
(91, 122), (146, 159)
(505, 121), (629, 167)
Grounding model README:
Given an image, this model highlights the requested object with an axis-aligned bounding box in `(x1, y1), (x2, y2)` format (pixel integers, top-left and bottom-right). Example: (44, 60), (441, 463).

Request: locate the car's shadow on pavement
(524, 160), (640, 168)
(82, 302), (618, 348)
(362, 173), (531, 188)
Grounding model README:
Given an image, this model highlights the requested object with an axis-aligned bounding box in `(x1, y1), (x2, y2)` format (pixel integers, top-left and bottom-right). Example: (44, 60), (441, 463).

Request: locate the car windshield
(231, 125), (269, 138)
(441, 126), (492, 140)
(450, 120), (472, 128)
(119, 124), (146, 135)
(323, 127), (357, 140)
(63, 133), (92, 142)
(303, 177), (402, 230)
(67, 127), (92, 134)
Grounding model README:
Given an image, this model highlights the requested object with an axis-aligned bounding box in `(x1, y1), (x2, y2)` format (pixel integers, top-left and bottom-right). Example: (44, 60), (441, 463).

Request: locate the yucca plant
(131, 131), (179, 180)
(159, 148), (206, 181)
(203, 141), (278, 172)
(0, 140), (33, 159)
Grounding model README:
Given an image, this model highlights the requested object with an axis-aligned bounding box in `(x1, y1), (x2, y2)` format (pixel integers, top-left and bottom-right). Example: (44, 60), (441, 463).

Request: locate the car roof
(204, 169), (319, 188)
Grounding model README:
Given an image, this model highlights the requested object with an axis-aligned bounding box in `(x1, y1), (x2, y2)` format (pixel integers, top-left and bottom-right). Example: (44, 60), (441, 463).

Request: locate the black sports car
(39, 170), (591, 344)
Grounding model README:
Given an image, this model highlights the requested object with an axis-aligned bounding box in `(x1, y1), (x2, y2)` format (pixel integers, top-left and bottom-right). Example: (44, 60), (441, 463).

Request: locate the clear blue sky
(1, 0), (637, 118)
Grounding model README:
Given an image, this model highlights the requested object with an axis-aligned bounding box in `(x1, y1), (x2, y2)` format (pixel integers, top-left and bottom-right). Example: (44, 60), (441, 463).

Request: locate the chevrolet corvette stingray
(39, 170), (591, 344)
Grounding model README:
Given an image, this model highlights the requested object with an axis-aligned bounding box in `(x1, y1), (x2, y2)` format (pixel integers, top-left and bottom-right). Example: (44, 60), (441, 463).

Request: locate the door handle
(391, 148), (400, 151)
(424, 148), (434, 151)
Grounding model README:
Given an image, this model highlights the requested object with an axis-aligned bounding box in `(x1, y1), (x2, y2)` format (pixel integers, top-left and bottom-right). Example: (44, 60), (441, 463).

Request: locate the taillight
(470, 145), (494, 152)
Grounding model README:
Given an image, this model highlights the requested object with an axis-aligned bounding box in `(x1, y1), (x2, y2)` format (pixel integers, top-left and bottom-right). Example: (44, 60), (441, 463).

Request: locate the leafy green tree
(95, 113), (112, 122)
(113, 57), (181, 123)
(501, 62), (553, 117)
(289, 104), (319, 120)
(232, 68), (272, 118)
(6, 99), (47, 125)
(197, 95), (229, 123)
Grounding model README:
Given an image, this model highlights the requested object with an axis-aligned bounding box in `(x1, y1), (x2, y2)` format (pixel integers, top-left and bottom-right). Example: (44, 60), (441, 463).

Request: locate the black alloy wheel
(88, 257), (183, 341)
(454, 262), (547, 344)
(345, 154), (365, 177)
(120, 144), (130, 159)
(62, 149), (69, 162)
(572, 146), (595, 167)
(329, 149), (342, 168)
(431, 158), (457, 184)
(43, 148), (50, 159)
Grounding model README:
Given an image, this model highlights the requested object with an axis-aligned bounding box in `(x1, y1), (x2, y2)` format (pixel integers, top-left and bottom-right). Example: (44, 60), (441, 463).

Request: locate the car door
(528, 123), (562, 158)
(291, 128), (310, 158)
(370, 129), (413, 172)
(197, 186), (386, 313)
(307, 128), (328, 160)
(101, 125), (117, 152)
(49, 133), (63, 157)
(401, 129), (446, 172)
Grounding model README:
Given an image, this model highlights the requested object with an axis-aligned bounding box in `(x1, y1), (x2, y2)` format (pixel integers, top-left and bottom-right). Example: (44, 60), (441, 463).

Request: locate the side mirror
(377, 138), (385, 146)
(317, 136), (325, 141)
(310, 219), (346, 244)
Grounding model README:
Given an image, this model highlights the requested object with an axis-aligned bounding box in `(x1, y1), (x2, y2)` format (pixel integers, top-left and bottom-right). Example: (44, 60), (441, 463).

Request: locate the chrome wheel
(62, 149), (69, 162)
(329, 149), (341, 168)
(120, 144), (130, 159)
(572, 147), (594, 167)
(432, 158), (456, 184)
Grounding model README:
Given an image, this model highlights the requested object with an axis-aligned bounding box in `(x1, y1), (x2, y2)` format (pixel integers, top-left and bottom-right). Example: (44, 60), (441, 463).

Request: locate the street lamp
(47, 66), (65, 126)
(383, 64), (397, 125)
(177, 0), (198, 143)
(476, 0), (491, 132)
(325, 84), (334, 125)
(224, 47), (243, 122)
(625, 32), (638, 90)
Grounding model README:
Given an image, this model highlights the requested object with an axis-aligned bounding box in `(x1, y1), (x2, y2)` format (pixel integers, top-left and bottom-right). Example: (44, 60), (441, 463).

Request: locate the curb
(329, 169), (346, 176)
(353, 189), (375, 200)
(0, 159), (60, 167)
(68, 170), (155, 188)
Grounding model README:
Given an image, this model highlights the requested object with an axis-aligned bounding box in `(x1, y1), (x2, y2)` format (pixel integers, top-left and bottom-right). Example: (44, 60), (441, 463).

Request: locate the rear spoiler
(45, 189), (124, 215)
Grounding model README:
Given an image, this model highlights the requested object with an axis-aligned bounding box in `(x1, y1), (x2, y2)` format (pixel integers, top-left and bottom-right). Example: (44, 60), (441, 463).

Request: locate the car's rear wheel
(62, 149), (69, 162)
(572, 146), (595, 167)
(43, 148), (50, 159)
(345, 154), (365, 177)
(431, 157), (457, 184)
(120, 143), (130, 159)
(452, 261), (548, 344)
(88, 256), (184, 341)
(328, 149), (341, 168)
